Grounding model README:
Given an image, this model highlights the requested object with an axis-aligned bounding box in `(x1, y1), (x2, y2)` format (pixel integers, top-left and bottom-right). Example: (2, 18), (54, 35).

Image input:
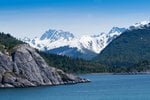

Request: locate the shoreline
(79, 72), (150, 76)
(0, 78), (91, 89)
(1, 72), (150, 89)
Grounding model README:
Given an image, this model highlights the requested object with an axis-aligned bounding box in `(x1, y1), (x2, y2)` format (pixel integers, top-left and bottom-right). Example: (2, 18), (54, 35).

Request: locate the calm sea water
(1, 74), (150, 100)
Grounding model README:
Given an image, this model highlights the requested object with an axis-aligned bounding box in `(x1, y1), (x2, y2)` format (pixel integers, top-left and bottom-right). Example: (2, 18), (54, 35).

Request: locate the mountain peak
(23, 27), (126, 59)
(109, 27), (126, 35)
(130, 21), (150, 29)
(40, 29), (75, 42)
(134, 21), (150, 26)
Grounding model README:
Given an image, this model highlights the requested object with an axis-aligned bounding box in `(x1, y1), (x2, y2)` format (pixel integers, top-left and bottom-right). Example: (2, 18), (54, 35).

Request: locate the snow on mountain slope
(79, 33), (107, 53)
(129, 21), (150, 30)
(132, 21), (150, 27)
(79, 27), (126, 53)
(108, 27), (126, 37)
(22, 21), (150, 59)
(40, 29), (75, 41)
(25, 29), (78, 50)
(23, 27), (126, 59)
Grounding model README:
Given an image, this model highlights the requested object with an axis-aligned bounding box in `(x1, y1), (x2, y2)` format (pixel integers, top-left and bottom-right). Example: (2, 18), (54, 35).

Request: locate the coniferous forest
(0, 31), (150, 74)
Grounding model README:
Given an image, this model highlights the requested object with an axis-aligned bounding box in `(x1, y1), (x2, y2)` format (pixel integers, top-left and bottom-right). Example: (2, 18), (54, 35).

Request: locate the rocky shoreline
(0, 78), (90, 88)
(0, 44), (90, 88)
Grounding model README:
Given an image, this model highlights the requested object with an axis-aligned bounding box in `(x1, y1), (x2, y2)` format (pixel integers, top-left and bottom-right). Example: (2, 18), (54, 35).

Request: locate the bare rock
(0, 44), (89, 88)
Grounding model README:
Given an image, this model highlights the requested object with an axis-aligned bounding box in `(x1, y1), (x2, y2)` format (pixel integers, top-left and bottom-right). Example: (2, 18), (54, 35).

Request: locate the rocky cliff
(0, 44), (89, 88)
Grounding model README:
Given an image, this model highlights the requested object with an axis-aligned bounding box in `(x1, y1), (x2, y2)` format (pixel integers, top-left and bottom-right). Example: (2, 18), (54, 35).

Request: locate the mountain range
(94, 21), (150, 68)
(23, 27), (126, 59)
(0, 20), (150, 87)
(22, 20), (150, 73)
(1, 20), (150, 88)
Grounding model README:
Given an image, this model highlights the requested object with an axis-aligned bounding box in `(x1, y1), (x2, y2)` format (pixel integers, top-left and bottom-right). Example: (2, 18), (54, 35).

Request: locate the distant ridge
(23, 27), (126, 59)
(94, 21), (150, 67)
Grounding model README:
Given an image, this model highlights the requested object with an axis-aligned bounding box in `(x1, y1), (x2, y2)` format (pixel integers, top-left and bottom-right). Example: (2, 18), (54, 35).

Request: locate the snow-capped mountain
(40, 29), (75, 41)
(132, 21), (150, 28)
(129, 21), (150, 30)
(23, 27), (126, 59)
(107, 27), (127, 44)
(28, 29), (76, 51)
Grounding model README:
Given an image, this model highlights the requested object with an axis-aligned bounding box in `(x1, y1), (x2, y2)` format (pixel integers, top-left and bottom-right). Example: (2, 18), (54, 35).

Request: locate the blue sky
(0, 0), (150, 38)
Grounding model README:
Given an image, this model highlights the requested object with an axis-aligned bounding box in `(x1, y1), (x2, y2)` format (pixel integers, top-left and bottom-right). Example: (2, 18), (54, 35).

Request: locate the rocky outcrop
(0, 44), (89, 88)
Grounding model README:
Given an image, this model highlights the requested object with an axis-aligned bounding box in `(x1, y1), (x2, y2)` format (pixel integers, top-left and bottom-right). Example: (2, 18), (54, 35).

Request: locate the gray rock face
(0, 44), (89, 88)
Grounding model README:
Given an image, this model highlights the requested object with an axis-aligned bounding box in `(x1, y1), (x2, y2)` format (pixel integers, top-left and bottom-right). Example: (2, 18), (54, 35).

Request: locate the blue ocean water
(0, 74), (150, 100)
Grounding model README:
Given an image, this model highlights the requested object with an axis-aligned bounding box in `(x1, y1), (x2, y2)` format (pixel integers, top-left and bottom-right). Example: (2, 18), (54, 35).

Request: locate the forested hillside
(0, 32), (107, 74)
(94, 25), (150, 70)
(1, 32), (150, 74)
(0, 32), (23, 51)
(38, 51), (107, 74)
